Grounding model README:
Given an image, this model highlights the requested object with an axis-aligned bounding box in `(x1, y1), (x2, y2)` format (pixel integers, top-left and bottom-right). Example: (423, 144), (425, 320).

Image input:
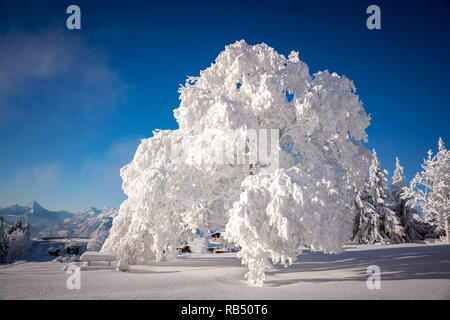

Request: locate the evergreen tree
(352, 192), (384, 244)
(352, 150), (405, 244)
(0, 217), (8, 264)
(8, 220), (23, 234)
(403, 138), (450, 243)
(6, 219), (31, 262)
(391, 157), (427, 242)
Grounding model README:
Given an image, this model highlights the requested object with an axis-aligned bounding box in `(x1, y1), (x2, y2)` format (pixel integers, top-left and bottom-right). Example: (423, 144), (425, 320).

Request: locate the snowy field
(0, 242), (449, 300)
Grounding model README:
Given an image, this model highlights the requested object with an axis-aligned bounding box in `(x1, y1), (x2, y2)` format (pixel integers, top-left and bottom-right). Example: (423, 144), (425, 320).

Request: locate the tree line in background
(352, 137), (450, 244)
(0, 218), (31, 263)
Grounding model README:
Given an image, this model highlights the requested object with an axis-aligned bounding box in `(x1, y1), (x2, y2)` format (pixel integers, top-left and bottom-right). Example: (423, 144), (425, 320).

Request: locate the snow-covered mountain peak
(28, 201), (44, 214)
(77, 206), (102, 216)
(0, 202), (118, 239)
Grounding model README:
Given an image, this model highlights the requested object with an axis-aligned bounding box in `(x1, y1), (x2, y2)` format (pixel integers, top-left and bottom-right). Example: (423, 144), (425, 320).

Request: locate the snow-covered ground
(0, 242), (449, 299)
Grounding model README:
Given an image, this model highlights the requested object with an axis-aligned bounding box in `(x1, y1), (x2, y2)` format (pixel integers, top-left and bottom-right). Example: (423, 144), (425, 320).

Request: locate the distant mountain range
(0, 201), (118, 239)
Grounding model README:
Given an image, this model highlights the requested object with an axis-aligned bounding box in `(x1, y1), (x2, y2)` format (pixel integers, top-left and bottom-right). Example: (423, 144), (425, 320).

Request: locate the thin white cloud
(0, 29), (128, 123)
(79, 136), (142, 188)
(0, 31), (74, 94)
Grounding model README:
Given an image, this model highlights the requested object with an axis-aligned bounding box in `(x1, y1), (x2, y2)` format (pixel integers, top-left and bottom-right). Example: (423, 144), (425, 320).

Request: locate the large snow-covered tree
(102, 40), (371, 285)
(352, 150), (405, 244)
(391, 157), (427, 242)
(403, 138), (450, 243)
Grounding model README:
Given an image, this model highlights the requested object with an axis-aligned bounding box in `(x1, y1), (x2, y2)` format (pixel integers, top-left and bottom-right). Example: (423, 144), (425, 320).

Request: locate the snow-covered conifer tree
(6, 219), (31, 262)
(0, 217), (8, 264)
(391, 157), (427, 241)
(103, 40), (372, 285)
(403, 138), (450, 243)
(352, 150), (405, 244)
(352, 192), (384, 244)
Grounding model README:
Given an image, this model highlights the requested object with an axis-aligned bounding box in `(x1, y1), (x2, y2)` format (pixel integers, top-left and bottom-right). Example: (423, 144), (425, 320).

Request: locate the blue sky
(0, 0), (449, 211)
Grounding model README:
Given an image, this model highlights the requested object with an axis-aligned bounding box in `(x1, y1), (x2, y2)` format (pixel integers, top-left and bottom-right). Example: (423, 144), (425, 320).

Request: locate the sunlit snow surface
(0, 242), (449, 299)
